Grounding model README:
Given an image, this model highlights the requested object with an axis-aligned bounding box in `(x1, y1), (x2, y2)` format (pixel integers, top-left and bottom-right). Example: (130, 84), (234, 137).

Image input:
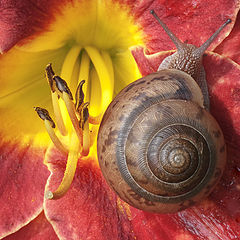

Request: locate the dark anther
(75, 80), (85, 113)
(80, 102), (89, 129)
(34, 107), (56, 128)
(45, 63), (55, 92)
(53, 76), (73, 100)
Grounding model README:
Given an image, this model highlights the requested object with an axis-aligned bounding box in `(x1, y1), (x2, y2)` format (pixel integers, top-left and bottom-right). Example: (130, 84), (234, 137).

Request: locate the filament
(45, 134), (80, 199)
(44, 119), (68, 154)
(85, 46), (114, 114)
(62, 92), (83, 145)
(82, 118), (90, 156)
(51, 91), (68, 136)
(61, 45), (82, 81)
(79, 51), (90, 102)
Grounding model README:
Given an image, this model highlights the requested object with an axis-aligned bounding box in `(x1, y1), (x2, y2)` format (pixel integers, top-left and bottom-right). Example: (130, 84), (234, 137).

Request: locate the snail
(97, 10), (229, 213)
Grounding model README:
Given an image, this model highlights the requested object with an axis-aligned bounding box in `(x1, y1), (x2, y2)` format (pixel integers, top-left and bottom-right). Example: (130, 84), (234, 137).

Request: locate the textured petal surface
(15, 0), (142, 52)
(0, 141), (49, 239)
(1, 0), (240, 239)
(215, 11), (240, 65)
(132, 0), (240, 53)
(3, 212), (58, 240)
(44, 149), (135, 240)
(0, 0), (65, 52)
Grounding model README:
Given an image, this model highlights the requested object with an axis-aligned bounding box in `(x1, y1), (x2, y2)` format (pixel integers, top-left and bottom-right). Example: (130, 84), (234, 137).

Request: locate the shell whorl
(97, 69), (226, 213)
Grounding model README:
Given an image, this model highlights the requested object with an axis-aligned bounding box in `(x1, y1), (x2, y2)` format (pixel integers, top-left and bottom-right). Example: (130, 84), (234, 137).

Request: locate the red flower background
(1, 0), (240, 239)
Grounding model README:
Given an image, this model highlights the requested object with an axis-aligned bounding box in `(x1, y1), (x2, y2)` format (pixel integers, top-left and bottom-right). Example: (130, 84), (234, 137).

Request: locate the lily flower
(1, 0), (240, 239)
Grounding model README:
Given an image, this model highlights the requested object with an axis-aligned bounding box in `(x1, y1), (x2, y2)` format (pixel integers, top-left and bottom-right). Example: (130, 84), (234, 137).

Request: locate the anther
(34, 107), (55, 128)
(79, 102), (89, 129)
(54, 76), (73, 100)
(46, 65), (67, 136)
(81, 103), (90, 156)
(75, 80), (85, 113)
(45, 63), (56, 92)
(34, 107), (68, 154)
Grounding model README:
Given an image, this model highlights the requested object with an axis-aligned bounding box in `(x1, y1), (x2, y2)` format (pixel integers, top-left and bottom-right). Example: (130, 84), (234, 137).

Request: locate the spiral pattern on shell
(97, 69), (226, 213)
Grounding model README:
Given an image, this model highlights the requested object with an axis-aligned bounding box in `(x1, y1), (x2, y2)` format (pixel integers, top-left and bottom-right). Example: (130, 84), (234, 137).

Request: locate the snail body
(97, 11), (229, 213)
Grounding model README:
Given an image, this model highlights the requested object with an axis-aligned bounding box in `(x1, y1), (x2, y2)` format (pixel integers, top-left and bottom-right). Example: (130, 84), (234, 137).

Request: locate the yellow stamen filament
(101, 50), (114, 83)
(82, 118), (90, 156)
(89, 124), (98, 147)
(44, 120), (68, 154)
(45, 134), (80, 199)
(61, 45), (82, 81)
(62, 91), (83, 145)
(89, 68), (102, 117)
(51, 91), (68, 136)
(85, 46), (114, 114)
(78, 51), (90, 102)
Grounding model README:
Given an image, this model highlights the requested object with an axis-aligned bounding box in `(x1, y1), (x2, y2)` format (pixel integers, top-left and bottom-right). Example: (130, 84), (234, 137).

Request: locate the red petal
(44, 149), (135, 240)
(0, 140), (50, 238)
(215, 11), (240, 65)
(3, 211), (58, 240)
(0, 0), (58, 52)
(132, 0), (239, 53)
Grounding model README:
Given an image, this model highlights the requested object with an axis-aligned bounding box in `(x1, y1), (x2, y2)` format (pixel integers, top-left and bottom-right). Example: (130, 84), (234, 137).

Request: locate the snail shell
(97, 11), (229, 213)
(97, 69), (226, 213)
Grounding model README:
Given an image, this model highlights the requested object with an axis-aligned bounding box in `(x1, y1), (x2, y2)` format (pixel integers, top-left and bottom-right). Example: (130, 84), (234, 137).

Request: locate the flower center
(35, 45), (116, 199)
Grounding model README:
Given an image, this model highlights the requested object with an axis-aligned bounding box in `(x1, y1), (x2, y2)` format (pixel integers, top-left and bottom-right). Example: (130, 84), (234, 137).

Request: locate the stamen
(75, 80), (85, 114)
(45, 65), (67, 136)
(45, 63), (55, 92)
(54, 75), (83, 144)
(54, 76), (73, 100)
(79, 51), (90, 102)
(44, 120), (68, 154)
(81, 103), (90, 156)
(46, 134), (80, 199)
(62, 91), (83, 144)
(85, 46), (114, 115)
(34, 107), (68, 154)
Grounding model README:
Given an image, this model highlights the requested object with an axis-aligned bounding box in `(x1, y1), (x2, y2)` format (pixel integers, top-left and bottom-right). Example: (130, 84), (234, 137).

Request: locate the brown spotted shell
(97, 69), (226, 213)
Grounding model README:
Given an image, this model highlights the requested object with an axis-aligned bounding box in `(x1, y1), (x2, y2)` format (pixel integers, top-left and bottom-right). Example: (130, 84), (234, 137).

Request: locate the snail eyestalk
(150, 9), (184, 50)
(194, 18), (232, 56)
